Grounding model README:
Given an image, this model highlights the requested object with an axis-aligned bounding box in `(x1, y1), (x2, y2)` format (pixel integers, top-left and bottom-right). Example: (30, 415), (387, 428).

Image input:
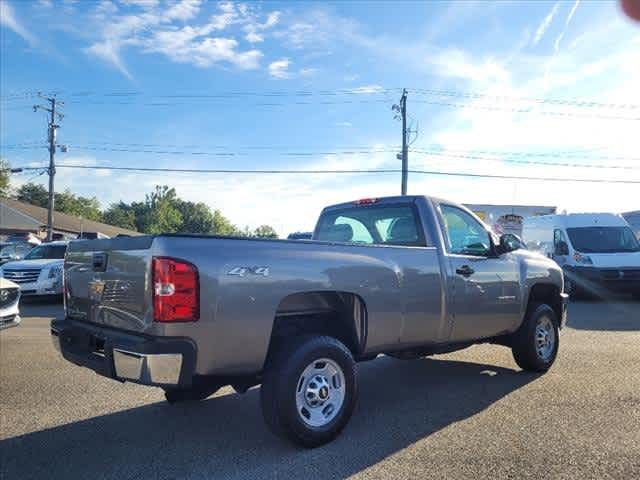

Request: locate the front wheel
(511, 304), (559, 372)
(260, 336), (357, 448)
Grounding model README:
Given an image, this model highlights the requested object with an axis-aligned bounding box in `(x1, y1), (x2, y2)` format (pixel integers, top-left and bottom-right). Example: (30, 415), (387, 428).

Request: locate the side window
(441, 205), (491, 256)
(553, 229), (568, 255)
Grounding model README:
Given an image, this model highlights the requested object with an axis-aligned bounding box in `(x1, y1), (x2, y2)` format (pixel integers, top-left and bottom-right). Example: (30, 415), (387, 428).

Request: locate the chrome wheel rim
(295, 358), (346, 428)
(535, 315), (556, 362)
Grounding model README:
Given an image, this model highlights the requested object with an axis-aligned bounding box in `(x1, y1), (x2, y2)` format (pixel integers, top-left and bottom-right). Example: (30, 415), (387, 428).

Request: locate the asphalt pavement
(1, 298), (639, 479)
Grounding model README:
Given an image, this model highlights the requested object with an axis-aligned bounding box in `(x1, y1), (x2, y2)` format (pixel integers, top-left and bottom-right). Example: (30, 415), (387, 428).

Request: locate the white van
(522, 213), (640, 298)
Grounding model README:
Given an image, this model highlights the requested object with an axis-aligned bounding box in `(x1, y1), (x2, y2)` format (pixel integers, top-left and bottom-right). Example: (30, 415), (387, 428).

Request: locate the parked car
(522, 213), (640, 299)
(0, 278), (21, 330)
(0, 242), (34, 266)
(5, 233), (42, 246)
(287, 231), (313, 240)
(52, 195), (567, 447)
(622, 210), (640, 240)
(0, 241), (68, 297)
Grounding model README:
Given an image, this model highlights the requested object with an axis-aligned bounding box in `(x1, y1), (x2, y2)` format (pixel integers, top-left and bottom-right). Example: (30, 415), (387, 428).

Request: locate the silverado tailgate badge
(88, 279), (106, 301)
(227, 266), (270, 277)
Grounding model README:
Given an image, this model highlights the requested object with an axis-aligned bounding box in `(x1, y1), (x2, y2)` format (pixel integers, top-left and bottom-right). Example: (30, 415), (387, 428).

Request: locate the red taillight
(355, 198), (378, 205)
(152, 257), (199, 322)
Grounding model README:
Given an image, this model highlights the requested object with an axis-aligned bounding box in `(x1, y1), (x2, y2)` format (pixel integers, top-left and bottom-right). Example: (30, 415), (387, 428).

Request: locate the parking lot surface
(1, 299), (639, 479)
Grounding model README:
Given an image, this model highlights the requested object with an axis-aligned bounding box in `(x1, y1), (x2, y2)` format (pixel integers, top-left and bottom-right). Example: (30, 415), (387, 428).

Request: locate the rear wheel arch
(265, 291), (368, 363)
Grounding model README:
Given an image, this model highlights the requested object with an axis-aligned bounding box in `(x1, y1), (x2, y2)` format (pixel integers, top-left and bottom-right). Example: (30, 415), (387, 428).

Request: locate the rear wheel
(511, 303), (559, 372)
(260, 335), (357, 448)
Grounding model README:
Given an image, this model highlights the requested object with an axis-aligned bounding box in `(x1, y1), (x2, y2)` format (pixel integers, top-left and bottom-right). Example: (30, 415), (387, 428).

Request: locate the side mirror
(555, 241), (569, 256)
(499, 233), (523, 253)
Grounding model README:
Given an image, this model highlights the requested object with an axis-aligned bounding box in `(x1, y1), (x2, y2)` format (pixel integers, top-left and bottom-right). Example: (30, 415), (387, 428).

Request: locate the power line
(13, 163), (640, 184)
(6, 88), (638, 110)
(6, 143), (640, 169)
(408, 88), (640, 110)
(410, 99), (640, 121)
(411, 150), (640, 170)
(6, 97), (634, 120)
(63, 145), (400, 156)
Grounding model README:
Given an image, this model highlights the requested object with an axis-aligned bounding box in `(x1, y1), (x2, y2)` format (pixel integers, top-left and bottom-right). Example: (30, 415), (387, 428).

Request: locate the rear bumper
(51, 319), (196, 387)
(564, 266), (640, 295)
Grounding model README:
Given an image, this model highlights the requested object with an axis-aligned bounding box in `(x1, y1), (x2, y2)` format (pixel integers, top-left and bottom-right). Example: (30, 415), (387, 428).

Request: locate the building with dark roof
(0, 197), (139, 239)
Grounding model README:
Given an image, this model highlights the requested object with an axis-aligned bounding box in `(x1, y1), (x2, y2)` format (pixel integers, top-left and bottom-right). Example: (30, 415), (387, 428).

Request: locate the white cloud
(84, 0), (276, 76)
(85, 40), (133, 79)
(554, 0), (580, 52)
(263, 11), (281, 29)
(120, 0), (159, 8)
(429, 50), (509, 85)
(245, 31), (263, 43)
(532, 2), (560, 46)
(299, 67), (318, 76)
(268, 58), (291, 79)
(349, 85), (384, 94)
(164, 0), (202, 22)
(335, 121), (352, 127)
(0, 0), (37, 45)
(242, 8), (280, 45)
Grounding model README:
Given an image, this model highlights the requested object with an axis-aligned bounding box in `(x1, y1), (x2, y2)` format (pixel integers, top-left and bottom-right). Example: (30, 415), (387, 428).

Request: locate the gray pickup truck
(52, 195), (567, 447)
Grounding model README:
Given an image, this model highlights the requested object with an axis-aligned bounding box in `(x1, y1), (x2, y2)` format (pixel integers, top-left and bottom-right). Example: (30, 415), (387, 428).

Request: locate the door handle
(92, 252), (107, 272)
(456, 265), (475, 276)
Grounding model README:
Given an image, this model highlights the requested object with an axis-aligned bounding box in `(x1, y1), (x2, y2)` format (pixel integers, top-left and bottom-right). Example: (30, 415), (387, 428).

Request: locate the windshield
(566, 227), (640, 253)
(24, 244), (67, 260)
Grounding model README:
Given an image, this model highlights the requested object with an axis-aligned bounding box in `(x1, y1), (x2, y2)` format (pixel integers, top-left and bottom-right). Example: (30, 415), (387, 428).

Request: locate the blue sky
(1, 0), (640, 235)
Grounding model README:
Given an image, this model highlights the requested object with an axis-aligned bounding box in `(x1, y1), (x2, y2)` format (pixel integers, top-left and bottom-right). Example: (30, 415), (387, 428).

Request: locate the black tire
(511, 303), (559, 372)
(260, 335), (357, 448)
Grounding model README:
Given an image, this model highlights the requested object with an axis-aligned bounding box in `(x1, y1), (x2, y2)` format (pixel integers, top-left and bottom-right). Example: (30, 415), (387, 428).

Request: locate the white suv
(0, 278), (21, 329)
(0, 241), (67, 297)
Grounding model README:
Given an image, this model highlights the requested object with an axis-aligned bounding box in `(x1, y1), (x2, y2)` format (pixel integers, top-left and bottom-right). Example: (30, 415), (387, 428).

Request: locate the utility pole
(400, 88), (408, 195)
(393, 89), (409, 195)
(34, 94), (63, 241)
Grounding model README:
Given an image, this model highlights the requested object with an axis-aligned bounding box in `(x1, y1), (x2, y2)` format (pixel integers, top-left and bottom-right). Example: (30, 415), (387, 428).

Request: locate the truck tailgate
(64, 236), (155, 333)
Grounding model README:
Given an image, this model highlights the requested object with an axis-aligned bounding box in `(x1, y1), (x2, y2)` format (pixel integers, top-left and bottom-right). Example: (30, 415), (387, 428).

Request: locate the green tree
(140, 185), (182, 234)
(15, 182), (48, 207)
(103, 202), (137, 231)
(0, 158), (10, 197)
(212, 209), (242, 236)
(253, 225), (279, 238)
(174, 199), (214, 233)
(55, 189), (103, 222)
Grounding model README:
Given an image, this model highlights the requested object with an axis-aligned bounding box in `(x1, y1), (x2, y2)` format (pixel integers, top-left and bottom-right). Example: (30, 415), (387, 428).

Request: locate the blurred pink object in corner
(621, 0), (640, 21)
